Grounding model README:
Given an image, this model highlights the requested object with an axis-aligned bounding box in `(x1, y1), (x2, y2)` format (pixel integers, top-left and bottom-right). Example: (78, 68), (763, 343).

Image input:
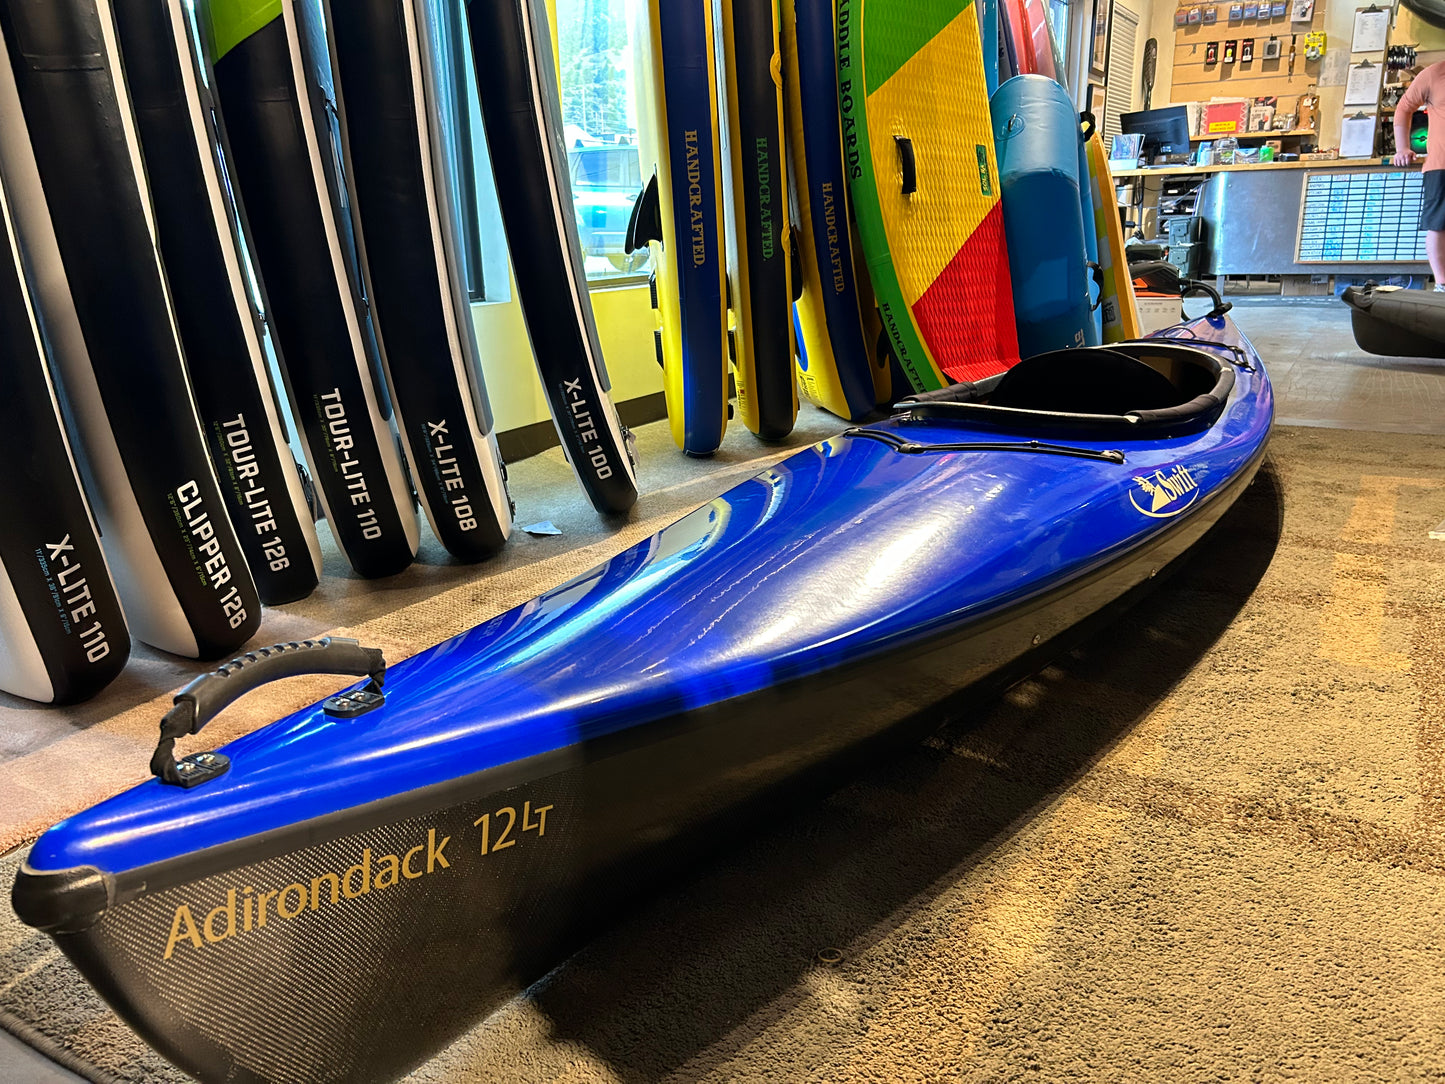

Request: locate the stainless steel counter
(1198, 164), (1430, 276)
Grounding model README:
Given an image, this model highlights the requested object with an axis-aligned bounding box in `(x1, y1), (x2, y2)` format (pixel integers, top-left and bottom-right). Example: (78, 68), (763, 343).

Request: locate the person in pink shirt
(1394, 62), (1445, 289)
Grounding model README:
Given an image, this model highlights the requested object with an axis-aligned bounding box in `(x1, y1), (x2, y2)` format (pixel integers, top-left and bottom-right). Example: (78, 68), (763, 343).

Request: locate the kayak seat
(896, 340), (1235, 436)
(988, 349), (1180, 414)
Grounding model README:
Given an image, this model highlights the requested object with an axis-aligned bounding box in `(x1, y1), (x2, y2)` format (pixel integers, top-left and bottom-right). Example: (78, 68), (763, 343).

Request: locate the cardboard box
(1204, 99), (1250, 135)
(1136, 294), (1184, 334)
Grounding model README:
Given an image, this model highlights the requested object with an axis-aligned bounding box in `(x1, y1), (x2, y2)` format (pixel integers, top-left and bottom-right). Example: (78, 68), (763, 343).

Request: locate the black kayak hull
(1341, 283), (1445, 359)
(0, 0), (262, 659)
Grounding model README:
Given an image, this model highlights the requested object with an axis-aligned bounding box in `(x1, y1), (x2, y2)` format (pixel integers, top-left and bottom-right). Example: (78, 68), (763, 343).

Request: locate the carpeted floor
(3, 300), (1445, 1081)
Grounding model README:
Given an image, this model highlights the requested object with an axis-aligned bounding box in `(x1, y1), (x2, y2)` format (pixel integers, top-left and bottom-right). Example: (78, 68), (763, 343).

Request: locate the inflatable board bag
(113, 0), (322, 605)
(324, 0), (514, 559)
(465, 0), (638, 511)
(991, 75), (1096, 357)
(838, 0), (1020, 392)
(0, 0), (260, 659)
(200, 0), (420, 577)
(781, 0), (885, 422)
(716, 0), (797, 440)
(0, 163), (129, 704)
(627, 0), (730, 456)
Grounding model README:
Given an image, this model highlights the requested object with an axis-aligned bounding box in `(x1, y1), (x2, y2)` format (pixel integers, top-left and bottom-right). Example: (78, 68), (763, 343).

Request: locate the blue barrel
(990, 75), (1097, 357)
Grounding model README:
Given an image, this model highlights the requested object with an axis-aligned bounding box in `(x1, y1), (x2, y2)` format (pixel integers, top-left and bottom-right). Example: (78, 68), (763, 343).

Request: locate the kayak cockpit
(897, 338), (1237, 437)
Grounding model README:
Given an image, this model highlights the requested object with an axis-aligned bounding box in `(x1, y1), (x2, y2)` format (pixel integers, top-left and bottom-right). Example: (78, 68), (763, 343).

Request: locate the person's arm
(1395, 72), (1427, 166)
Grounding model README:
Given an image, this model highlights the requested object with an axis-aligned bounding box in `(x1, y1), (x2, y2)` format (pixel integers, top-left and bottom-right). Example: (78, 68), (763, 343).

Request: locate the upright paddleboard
(465, 0), (638, 512)
(200, 0), (421, 578)
(781, 0), (887, 422)
(113, 0), (322, 605)
(1085, 130), (1141, 342)
(324, 0), (514, 560)
(0, 164), (128, 704)
(992, 74), (1094, 356)
(715, 0), (796, 440)
(0, 0), (261, 659)
(837, 0), (1019, 392)
(1078, 111), (1102, 343)
(627, 0), (730, 456)
(977, 0), (1000, 94)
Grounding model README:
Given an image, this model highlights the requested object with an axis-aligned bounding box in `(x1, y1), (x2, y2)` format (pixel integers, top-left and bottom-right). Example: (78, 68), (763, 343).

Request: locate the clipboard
(1339, 111), (1377, 157)
(1344, 58), (1382, 106)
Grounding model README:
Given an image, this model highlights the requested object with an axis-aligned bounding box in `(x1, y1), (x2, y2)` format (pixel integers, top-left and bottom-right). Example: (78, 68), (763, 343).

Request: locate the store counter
(1111, 159), (1430, 278)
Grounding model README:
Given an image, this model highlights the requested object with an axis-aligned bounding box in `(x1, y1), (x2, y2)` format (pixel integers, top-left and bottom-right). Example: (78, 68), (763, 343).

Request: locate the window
(555, 0), (651, 280)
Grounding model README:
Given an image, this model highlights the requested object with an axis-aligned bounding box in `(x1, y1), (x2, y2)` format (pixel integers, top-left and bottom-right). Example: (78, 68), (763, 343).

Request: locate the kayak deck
(26, 317), (1273, 882)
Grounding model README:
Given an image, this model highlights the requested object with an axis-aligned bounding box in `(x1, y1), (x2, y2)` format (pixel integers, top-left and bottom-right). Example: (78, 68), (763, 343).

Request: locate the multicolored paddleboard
(201, 0), (422, 578)
(465, 0), (638, 514)
(716, 0), (796, 440)
(781, 0), (886, 421)
(0, 161), (129, 704)
(326, 0), (515, 558)
(628, 0), (729, 456)
(837, 0), (1019, 392)
(1085, 130), (1141, 342)
(116, 0), (323, 606)
(0, 0), (262, 659)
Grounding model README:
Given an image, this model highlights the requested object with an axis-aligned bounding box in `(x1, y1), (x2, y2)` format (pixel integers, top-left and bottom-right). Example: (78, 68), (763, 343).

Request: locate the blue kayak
(13, 313), (1273, 1084)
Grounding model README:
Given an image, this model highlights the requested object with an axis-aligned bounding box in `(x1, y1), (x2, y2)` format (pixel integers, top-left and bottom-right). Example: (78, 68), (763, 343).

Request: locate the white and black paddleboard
(0, 162), (129, 704)
(112, 0), (322, 605)
(324, 0), (513, 561)
(198, 0), (420, 578)
(465, 0), (639, 516)
(0, 0), (261, 660)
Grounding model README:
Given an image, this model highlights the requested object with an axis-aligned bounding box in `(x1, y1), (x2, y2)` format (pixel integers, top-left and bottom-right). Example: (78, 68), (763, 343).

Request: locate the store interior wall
(1135, 0), (1445, 152)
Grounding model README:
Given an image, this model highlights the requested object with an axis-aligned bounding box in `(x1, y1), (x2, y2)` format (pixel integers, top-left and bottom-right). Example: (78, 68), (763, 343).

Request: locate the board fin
(625, 172), (662, 253)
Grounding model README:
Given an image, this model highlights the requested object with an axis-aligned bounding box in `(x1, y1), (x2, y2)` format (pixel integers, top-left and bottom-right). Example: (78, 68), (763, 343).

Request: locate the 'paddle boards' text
(319, 389), (384, 540)
(837, 2), (862, 180)
(173, 481), (249, 629)
(685, 129), (706, 266)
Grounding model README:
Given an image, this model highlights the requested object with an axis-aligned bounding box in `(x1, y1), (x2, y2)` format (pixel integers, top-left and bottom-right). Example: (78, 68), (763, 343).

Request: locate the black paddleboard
(465, 0), (639, 516)
(112, 0), (322, 605)
(0, 0), (261, 660)
(0, 165), (129, 704)
(324, 0), (513, 561)
(200, 0), (420, 578)
(716, 0), (797, 440)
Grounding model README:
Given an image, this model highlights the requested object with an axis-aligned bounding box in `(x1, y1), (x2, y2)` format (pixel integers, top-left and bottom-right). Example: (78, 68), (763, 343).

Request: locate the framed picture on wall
(1087, 82), (1107, 122)
(1088, 0), (1113, 81)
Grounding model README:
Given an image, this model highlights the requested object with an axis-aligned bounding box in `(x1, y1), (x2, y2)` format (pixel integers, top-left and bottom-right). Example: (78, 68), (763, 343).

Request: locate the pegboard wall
(1171, 0), (1327, 106)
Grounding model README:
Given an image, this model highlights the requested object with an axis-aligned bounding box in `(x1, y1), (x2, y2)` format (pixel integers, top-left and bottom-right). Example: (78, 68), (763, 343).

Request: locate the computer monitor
(1120, 106), (1191, 160)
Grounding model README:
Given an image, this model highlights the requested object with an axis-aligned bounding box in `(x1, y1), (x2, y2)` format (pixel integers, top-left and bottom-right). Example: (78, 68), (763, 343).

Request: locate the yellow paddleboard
(1085, 131), (1140, 342)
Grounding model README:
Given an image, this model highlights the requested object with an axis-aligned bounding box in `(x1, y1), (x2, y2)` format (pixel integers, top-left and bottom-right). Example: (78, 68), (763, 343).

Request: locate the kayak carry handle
(150, 637), (387, 789)
(895, 137), (917, 195)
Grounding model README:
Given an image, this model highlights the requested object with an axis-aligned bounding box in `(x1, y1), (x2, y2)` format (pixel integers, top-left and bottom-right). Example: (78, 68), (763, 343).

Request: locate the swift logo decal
(1129, 465), (1201, 518)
